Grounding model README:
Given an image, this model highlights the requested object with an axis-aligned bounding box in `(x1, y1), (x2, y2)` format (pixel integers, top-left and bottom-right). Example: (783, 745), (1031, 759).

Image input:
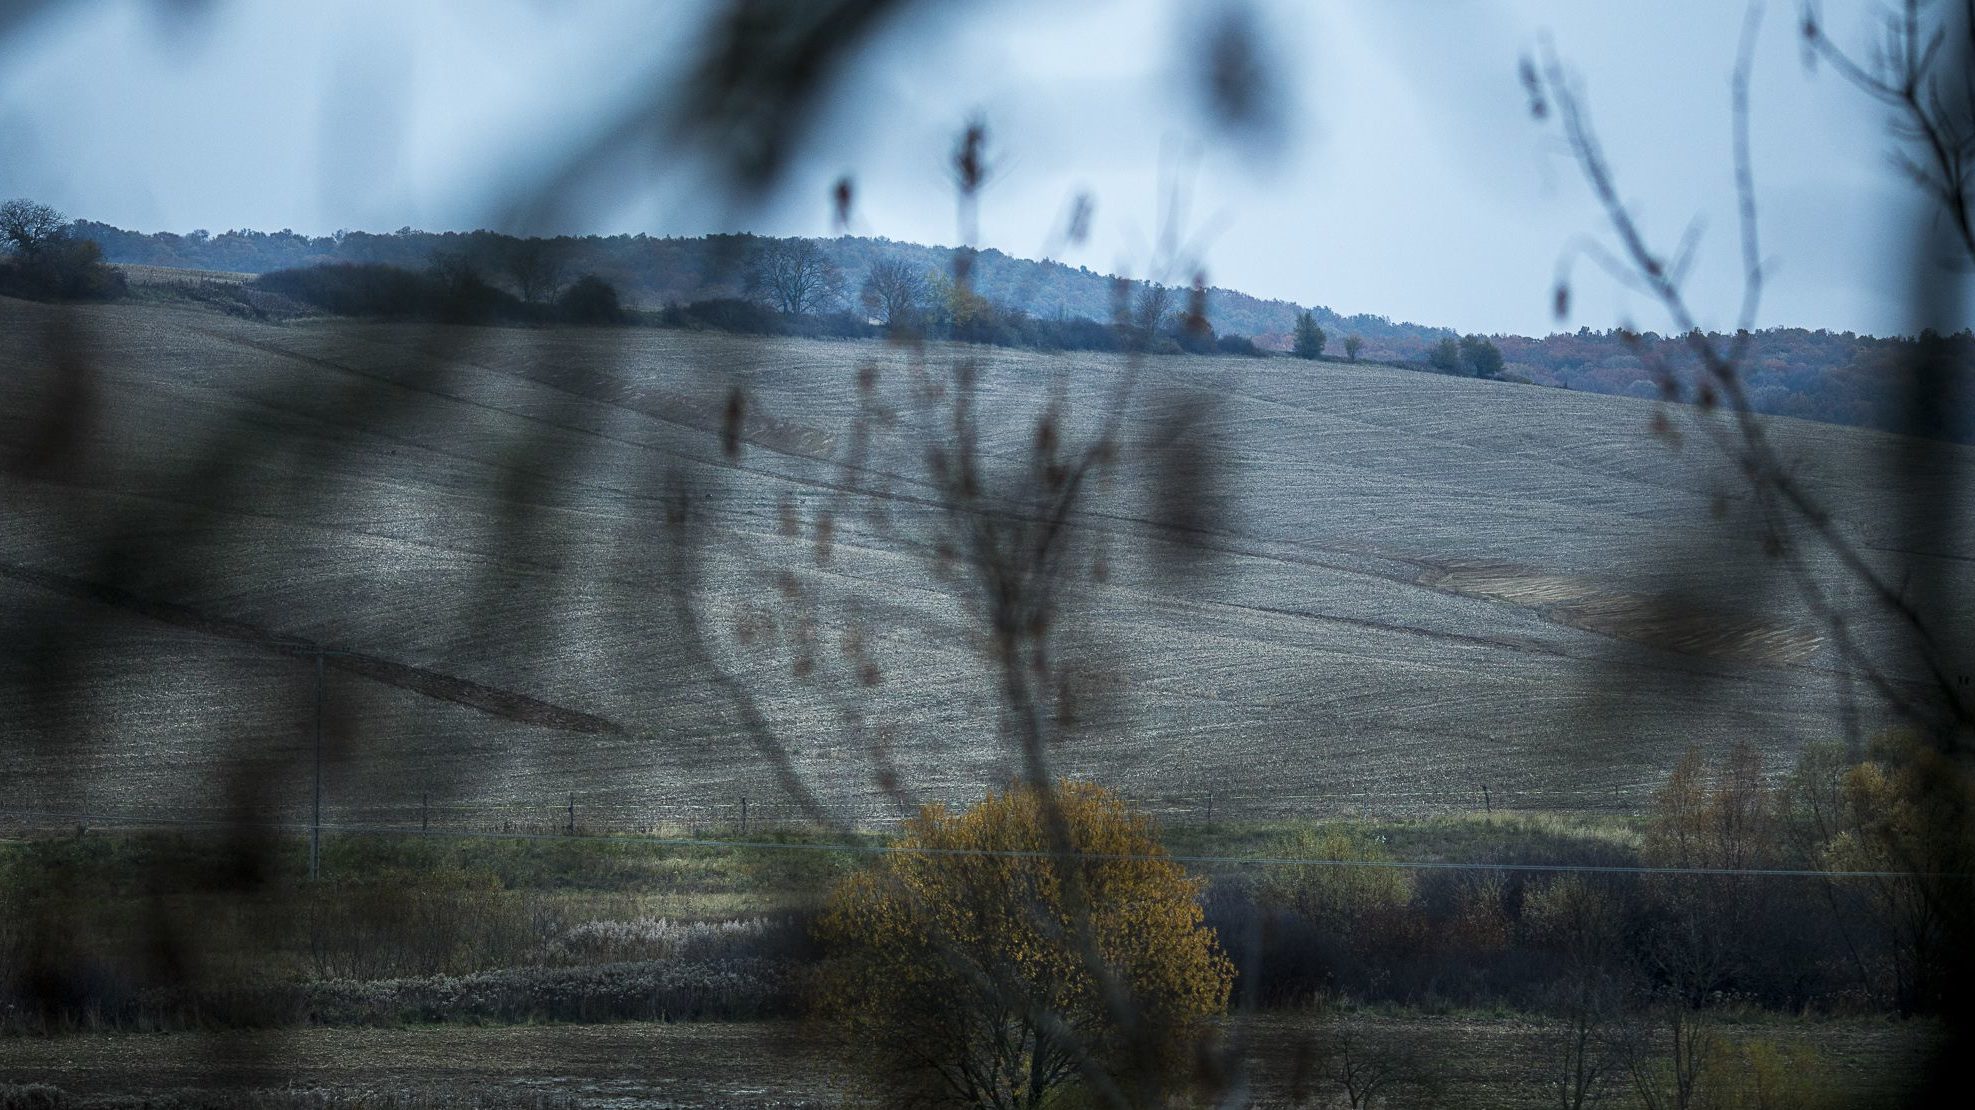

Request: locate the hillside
(73, 219), (1974, 442)
(3, 293), (1969, 831)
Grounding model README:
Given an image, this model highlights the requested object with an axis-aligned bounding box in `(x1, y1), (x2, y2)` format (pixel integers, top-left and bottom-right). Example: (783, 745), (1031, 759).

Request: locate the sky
(0, 0), (1938, 337)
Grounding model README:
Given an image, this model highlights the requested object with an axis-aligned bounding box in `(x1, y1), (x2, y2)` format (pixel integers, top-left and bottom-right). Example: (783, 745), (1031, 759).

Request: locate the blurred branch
(1531, 6), (1973, 735)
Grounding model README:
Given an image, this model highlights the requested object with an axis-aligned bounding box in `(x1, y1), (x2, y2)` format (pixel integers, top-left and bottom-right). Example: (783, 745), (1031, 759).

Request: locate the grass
(0, 1009), (1937, 1109)
(1160, 808), (1644, 866)
(6, 810), (1632, 910)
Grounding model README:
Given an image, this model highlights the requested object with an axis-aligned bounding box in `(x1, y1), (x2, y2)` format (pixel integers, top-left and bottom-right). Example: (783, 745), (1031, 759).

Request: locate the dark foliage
(555, 274), (625, 325)
(0, 239), (126, 302)
(663, 296), (785, 334)
(251, 263), (627, 328)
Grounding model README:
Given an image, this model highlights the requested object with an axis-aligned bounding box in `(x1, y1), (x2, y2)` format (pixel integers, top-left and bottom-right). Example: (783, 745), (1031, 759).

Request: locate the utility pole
(294, 638), (353, 883)
(310, 645), (324, 881)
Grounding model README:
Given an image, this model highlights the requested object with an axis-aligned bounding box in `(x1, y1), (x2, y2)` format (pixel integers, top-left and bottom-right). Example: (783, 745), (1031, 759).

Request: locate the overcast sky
(0, 0), (1936, 336)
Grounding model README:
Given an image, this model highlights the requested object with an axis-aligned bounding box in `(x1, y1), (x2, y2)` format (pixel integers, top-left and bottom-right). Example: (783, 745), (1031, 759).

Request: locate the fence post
(1483, 783), (1492, 815)
(740, 796), (749, 837)
(567, 793), (575, 836)
(421, 792), (429, 835)
(1206, 790), (1214, 824)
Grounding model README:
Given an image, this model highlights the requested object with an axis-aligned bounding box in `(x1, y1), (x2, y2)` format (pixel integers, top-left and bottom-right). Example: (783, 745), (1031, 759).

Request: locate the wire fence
(0, 780), (1645, 841)
(0, 805), (1954, 881)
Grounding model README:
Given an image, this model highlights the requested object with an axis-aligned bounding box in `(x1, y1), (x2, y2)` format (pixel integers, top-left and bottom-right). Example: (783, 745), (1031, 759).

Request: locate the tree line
(20, 207), (1970, 437)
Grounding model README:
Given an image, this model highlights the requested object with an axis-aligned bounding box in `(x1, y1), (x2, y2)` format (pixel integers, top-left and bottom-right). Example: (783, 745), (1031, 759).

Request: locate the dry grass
(0, 1011), (1934, 1108)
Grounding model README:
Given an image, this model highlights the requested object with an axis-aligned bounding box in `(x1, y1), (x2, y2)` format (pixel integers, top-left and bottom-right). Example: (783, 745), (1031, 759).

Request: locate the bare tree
(500, 237), (568, 305)
(1526, 876), (1628, 1110)
(1527, 1), (1974, 1098)
(746, 237), (846, 316)
(859, 255), (926, 327)
(0, 198), (66, 259)
(1318, 1023), (1431, 1110)
(1615, 990), (1722, 1110)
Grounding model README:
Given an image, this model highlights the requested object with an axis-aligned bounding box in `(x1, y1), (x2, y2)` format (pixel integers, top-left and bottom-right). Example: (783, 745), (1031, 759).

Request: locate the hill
(2, 293), (1968, 831)
(71, 219), (1975, 442)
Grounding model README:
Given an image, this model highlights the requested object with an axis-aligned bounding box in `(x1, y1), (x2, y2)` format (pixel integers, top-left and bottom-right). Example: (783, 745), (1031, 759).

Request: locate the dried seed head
(813, 511), (834, 565)
(1186, 272), (1211, 337)
(832, 176), (854, 231)
(722, 388), (746, 459)
(1519, 56), (1549, 119)
(952, 118), (988, 196)
(1065, 191), (1093, 245)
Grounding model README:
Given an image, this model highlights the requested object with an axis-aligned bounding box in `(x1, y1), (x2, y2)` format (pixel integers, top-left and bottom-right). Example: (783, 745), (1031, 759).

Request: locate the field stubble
(2, 296), (1969, 829)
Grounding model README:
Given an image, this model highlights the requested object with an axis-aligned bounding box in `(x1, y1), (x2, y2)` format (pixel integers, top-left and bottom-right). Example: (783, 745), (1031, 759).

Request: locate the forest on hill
(69, 219), (1975, 441)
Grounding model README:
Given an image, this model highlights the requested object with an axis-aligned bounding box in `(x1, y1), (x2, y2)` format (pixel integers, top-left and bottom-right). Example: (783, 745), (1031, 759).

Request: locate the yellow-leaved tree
(815, 780), (1233, 1108)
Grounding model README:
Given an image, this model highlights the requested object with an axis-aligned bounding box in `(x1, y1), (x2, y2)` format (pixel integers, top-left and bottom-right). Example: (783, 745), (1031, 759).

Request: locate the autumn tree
(745, 237), (845, 316)
(815, 781), (1233, 1108)
(1783, 732), (1974, 1014)
(1624, 742), (1778, 1110)
(1292, 309), (1326, 359)
(1343, 334), (1364, 362)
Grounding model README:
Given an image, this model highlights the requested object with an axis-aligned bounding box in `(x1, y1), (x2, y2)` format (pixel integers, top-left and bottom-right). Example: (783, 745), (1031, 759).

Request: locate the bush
(816, 782), (1233, 1107)
(1216, 333), (1264, 357)
(664, 297), (784, 334)
(252, 262), (528, 324)
(0, 239), (127, 302)
(555, 274), (624, 324)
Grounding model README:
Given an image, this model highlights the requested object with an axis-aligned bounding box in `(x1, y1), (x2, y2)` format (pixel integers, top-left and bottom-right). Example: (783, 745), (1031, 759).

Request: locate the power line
(0, 807), (1958, 882)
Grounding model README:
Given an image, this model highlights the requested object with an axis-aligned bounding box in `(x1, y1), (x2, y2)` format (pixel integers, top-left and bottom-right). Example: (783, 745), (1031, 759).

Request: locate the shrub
(252, 263), (527, 324)
(0, 238), (127, 302)
(555, 274), (624, 324)
(816, 781), (1233, 1107)
(1254, 829), (1417, 945)
(665, 296), (784, 334)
